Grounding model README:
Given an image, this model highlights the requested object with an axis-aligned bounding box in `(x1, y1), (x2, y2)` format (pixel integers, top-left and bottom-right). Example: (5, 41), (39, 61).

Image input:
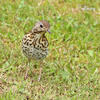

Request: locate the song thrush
(22, 20), (51, 81)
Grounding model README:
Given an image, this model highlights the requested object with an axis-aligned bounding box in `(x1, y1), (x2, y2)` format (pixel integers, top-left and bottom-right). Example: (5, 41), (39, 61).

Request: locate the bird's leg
(38, 61), (43, 81)
(24, 59), (31, 80)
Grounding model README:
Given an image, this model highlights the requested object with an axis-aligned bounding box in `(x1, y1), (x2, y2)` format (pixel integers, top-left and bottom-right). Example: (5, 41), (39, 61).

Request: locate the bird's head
(33, 20), (50, 34)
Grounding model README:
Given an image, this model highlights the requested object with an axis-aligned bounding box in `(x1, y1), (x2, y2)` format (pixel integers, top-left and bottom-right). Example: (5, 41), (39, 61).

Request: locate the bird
(22, 20), (51, 81)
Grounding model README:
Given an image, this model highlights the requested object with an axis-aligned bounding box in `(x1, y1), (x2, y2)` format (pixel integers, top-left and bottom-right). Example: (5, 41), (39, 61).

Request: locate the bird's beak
(47, 29), (51, 34)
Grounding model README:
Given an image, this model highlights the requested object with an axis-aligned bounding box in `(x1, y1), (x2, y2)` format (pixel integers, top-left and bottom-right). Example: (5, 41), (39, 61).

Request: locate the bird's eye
(40, 24), (43, 28)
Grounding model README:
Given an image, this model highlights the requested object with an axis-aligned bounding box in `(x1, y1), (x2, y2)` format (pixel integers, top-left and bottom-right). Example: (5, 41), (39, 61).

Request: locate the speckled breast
(22, 34), (48, 60)
(22, 46), (48, 60)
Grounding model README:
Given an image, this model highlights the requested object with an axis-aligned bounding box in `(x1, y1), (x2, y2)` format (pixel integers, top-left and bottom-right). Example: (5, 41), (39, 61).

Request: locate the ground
(0, 0), (100, 100)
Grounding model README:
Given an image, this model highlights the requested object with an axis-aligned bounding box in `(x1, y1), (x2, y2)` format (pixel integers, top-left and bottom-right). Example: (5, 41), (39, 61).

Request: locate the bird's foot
(38, 75), (41, 81)
(38, 68), (42, 81)
(24, 71), (28, 80)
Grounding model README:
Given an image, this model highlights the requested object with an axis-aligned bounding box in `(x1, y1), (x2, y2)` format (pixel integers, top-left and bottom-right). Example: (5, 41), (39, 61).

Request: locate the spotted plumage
(22, 20), (50, 60)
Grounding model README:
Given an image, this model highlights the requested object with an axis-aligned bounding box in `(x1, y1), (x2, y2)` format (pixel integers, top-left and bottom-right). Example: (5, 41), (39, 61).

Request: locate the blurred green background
(0, 0), (100, 99)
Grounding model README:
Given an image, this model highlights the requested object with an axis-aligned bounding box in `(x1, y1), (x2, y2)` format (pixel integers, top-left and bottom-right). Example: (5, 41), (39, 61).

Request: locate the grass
(0, 0), (100, 100)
